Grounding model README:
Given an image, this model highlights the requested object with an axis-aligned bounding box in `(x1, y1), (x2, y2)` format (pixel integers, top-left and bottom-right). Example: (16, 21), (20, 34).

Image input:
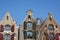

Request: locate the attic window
(7, 16), (9, 20)
(28, 15), (31, 21)
(28, 15), (31, 18)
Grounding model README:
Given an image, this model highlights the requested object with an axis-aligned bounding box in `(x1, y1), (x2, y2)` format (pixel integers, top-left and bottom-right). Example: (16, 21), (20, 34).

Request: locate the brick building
(0, 12), (18, 40)
(0, 10), (60, 40)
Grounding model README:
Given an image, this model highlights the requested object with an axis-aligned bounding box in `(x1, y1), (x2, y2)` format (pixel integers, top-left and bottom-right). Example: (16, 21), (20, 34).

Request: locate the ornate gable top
(26, 10), (33, 15)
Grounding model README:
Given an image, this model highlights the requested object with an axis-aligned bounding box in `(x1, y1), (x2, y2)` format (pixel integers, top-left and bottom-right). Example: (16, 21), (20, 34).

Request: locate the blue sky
(0, 0), (60, 26)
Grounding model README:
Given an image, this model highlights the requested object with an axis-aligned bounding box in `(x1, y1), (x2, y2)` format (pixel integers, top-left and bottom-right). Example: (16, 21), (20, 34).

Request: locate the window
(27, 32), (33, 38)
(4, 34), (10, 40)
(27, 23), (32, 30)
(48, 24), (54, 31)
(49, 33), (54, 40)
(37, 19), (40, 25)
(28, 15), (31, 21)
(7, 16), (9, 20)
(4, 25), (11, 31)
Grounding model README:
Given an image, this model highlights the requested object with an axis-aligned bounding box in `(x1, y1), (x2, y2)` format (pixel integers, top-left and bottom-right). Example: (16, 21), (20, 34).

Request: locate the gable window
(48, 24), (54, 31)
(27, 23), (32, 30)
(4, 25), (11, 31)
(28, 15), (31, 21)
(4, 34), (10, 40)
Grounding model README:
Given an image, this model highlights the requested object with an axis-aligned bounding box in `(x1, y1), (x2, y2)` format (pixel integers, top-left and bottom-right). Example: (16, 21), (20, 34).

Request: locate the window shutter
(33, 31), (36, 39)
(0, 34), (3, 40)
(24, 31), (27, 39)
(11, 25), (14, 32)
(24, 22), (27, 30)
(33, 22), (36, 30)
(11, 34), (14, 40)
(0, 25), (1, 32)
(1, 25), (4, 32)
(46, 32), (49, 40)
(55, 33), (59, 40)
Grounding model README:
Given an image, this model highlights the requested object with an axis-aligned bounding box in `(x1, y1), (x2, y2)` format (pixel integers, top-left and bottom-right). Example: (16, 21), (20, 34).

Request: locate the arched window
(4, 25), (11, 31)
(48, 24), (54, 31)
(4, 34), (10, 40)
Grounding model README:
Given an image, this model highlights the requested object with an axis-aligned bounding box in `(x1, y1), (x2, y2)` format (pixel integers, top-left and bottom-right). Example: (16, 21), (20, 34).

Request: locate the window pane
(27, 32), (33, 38)
(4, 34), (10, 40)
(49, 33), (54, 40)
(37, 20), (40, 25)
(4, 25), (11, 31)
(48, 25), (54, 31)
(27, 23), (32, 30)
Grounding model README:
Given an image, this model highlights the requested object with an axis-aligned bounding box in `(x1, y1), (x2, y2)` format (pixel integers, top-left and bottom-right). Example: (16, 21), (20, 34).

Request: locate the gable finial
(5, 11), (10, 16)
(48, 12), (52, 18)
(26, 10), (33, 15)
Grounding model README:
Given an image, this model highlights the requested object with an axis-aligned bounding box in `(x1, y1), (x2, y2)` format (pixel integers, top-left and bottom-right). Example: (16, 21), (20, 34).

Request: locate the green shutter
(24, 22), (27, 30)
(33, 31), (37, 39)
(33, 22), (36, 30)
(24, 31), (27, 39)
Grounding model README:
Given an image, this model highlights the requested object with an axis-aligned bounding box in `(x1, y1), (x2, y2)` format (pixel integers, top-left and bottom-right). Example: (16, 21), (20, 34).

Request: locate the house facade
(0, 12), (18, 40)
(38, 13), (60, 40)
(0, 10), (60, 40)
(19, 10), (40, 40)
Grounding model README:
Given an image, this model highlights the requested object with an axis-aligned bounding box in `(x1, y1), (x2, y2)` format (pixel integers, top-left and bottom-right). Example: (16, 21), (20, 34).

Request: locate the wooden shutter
(11, 25), (14, 32)
(33, 22), (36, 30)
(0, 25), (1, 32)
(24, 22), (27, 30)
(33, 31), (36, 39)
(1, 25), (4, 32)
(0, 34), (3, 40)
(55, 33), (59, 40)
(11, 34), (14, 40)
(46, 32), (49, 40)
